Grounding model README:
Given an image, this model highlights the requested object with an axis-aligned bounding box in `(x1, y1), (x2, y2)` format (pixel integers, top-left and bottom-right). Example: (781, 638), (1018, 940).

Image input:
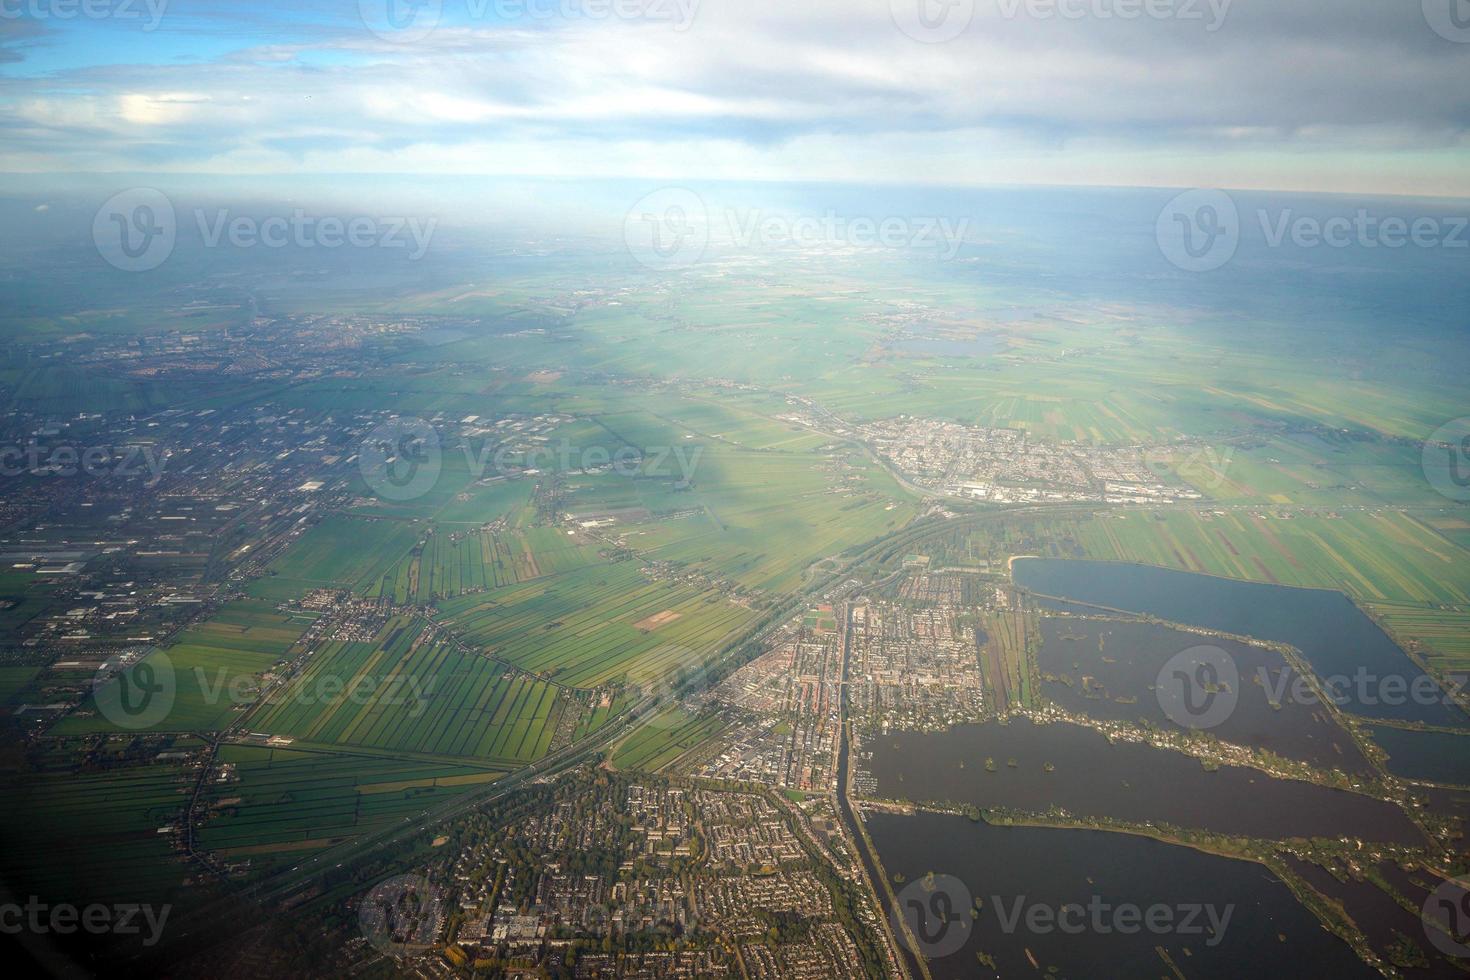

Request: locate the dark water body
(1371, 727), (1470, 786)
(1014, 559), (1468, 728)
(1038, 617), (1371, 773)
(867, 719), (1421, 844)
(868, 810), (1377, 980)
(1283, 857), (1464, 980)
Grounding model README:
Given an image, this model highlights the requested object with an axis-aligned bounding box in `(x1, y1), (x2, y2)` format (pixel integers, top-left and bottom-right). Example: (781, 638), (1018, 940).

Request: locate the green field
(437, 559), (759, 688)
(250, 616), (563, 765)
(53, 599), (318, 735)
(197, 743), (503, 870)
(609, 707), (729, 773)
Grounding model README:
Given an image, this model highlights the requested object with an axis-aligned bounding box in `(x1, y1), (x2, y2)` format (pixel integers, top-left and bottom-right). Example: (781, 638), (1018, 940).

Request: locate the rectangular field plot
(610, 707), (729, 773)
(368, 526), (603, 603)
(267, 513), (420, 592)
(436, 560), (759, 688)
(250, 616), (563, 765)
(197, 744), (503, 869)
(51, 599), (317, 735)
(0, 762), (197, 908)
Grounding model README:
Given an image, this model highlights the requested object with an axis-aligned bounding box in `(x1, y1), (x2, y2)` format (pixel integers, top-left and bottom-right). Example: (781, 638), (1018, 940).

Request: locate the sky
(1, 0), (1469, 197)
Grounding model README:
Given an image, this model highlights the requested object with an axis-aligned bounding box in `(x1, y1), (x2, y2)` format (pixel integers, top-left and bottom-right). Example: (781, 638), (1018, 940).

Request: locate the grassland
(369, 526), (604, 603)
(52, 599), (318, 735)
(437, 560), (759, 688)
(250, 616), (562, 766)
(197, 743), (503, 871)
(608, 707), (729, 773)
(266, 513), (421, 593)
(0, 756), (200, 907)
(963, 508), (1470, 672)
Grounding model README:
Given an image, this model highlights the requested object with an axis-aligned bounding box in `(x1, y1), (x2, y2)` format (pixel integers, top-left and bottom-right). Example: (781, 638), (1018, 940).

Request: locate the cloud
(0, 0), (1465, 195)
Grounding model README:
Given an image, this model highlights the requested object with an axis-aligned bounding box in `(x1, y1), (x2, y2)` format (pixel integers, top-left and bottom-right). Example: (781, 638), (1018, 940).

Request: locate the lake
(868, 810), (1378, 979)
(1014, 559), (1467, 728)
(865, 719), (1421, 843)
(1371, 726), (1470, 786)
(1037, 616), (1372, 772)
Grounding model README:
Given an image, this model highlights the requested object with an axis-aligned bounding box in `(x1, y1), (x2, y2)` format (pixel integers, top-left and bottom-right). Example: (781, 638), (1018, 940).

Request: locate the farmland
(197, 743), (503, 870)
(53, 599), (318, 735)
(955, 508), (1470, 672)
(438, 559), (759, 688)
(369, 526), (604, 603)
(250, 616), (563, 766)
(0, 751), (202, 908)
(609, 706), (730, 773)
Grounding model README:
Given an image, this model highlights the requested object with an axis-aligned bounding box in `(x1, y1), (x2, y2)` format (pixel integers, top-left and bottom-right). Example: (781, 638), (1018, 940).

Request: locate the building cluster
(699, 613), (844, 792)
(847, 592), (987, 733)
(422, 775), (881, 978)
(857, 415), (1200, 503)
